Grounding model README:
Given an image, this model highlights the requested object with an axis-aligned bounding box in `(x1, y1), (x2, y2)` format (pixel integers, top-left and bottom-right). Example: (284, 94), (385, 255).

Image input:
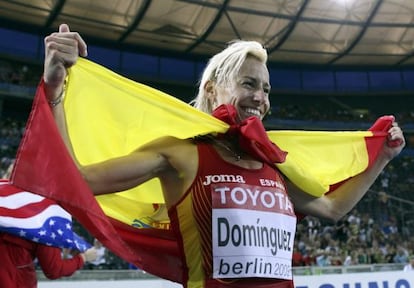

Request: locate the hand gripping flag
(0, 179), (91, 251)
(11, 58), (392, 283)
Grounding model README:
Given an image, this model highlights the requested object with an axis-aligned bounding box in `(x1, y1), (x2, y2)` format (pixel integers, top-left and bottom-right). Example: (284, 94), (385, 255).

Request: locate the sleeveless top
(168, 142), (297, 288)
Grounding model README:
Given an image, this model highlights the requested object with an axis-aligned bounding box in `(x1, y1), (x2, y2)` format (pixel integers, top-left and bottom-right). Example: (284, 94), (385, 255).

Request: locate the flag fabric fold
(11, 58), (391, 283)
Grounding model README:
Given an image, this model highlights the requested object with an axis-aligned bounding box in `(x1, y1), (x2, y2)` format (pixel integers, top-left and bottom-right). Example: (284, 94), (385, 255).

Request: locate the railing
(36, 263), (405, 281)
(292, 263), (405, 276)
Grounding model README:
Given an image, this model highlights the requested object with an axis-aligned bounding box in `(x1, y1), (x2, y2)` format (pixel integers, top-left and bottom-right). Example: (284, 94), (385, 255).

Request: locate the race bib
(211, 183), (296, 280)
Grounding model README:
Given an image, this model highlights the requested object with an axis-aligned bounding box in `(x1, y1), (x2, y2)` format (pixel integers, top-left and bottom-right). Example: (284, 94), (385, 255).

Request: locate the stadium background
(0, 0), (413, 285)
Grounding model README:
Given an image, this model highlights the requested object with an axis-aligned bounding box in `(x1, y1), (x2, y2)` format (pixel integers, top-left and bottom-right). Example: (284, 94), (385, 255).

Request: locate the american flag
(0, 180), (91, 251)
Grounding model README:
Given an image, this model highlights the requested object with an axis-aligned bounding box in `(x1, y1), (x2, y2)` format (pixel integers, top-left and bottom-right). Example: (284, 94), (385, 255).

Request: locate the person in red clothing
(43, 24), (405, 288)
(0, 232), (97, 288)
(0, 164), (98, 287)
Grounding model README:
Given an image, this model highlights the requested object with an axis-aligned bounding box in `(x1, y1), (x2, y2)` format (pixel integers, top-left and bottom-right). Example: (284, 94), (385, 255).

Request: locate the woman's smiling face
(211, 56), (271, 122)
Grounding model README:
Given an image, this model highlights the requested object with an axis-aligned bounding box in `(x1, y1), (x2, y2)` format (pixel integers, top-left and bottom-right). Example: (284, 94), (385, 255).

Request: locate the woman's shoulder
(139, 136), (195, 151)
(137, 136), (198, 166)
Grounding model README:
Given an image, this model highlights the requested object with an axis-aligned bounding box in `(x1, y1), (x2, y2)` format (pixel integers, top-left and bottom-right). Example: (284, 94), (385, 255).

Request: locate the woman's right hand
(43, 24), (87, 100)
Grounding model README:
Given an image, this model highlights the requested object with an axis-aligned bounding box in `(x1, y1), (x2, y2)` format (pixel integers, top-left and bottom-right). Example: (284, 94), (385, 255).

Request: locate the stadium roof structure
(0, 0), (414, 67)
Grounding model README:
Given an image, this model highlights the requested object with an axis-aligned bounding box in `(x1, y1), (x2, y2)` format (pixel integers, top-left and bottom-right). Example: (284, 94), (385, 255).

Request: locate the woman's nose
(253, 89), (267, 103)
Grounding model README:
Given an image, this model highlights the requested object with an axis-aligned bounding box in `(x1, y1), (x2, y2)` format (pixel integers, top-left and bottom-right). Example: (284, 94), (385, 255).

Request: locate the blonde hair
(191, 40), (268, 114)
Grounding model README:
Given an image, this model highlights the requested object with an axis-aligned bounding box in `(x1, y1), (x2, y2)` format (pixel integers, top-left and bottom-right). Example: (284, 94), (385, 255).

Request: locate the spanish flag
(11, 58), (391, 283)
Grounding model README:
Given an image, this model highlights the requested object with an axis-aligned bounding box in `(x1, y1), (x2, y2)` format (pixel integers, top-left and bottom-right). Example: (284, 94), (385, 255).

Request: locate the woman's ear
(204, 80), (218, 111)
(204, 80), (216, 102)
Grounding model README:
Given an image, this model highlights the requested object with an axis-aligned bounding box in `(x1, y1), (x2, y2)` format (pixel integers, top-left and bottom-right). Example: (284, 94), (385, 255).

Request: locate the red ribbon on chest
(212, 104), (287, 165)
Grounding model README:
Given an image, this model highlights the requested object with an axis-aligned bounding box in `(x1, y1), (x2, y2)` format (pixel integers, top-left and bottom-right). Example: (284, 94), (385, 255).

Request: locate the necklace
(212, 138), (242, 161)
(194, 135), (242, 161)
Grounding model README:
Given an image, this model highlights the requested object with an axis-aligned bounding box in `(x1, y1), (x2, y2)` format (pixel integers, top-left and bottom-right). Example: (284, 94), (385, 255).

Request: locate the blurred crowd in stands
(1, 57), (414, 270)
(0, 59), (41, 87)
(0, 118), (24, 174)
(274, 102), (414, 125)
